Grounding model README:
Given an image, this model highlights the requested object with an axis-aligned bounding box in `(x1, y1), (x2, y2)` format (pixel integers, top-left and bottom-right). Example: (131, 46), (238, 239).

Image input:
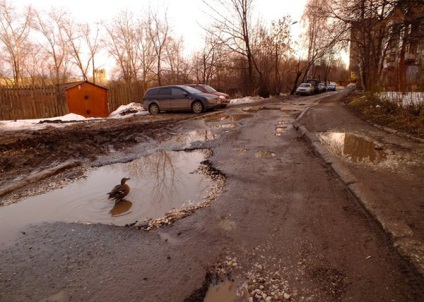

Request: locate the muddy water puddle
(204, 281), (238, 302)
(173, 129), (218, 145)
(0, 150), (213, 247)
(318, 132), (386, 163)
(205, 113), (252, 122)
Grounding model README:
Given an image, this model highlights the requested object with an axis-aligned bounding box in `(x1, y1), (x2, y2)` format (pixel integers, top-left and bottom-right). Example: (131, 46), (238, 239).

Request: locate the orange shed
(65, 81), (109, 117)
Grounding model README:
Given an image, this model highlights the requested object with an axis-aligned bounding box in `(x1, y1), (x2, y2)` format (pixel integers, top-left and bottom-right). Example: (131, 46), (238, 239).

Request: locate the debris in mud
(308, 267), (348, 299)
(190, 249), (294, 302)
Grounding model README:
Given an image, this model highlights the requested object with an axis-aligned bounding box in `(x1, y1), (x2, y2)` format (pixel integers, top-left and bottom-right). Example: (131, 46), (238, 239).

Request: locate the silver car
(142, 85), (221, 114)
(296, 83), (314, 95)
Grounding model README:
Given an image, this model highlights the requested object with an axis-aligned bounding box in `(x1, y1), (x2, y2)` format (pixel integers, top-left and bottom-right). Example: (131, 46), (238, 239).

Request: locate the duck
(107, 177), (130, 203)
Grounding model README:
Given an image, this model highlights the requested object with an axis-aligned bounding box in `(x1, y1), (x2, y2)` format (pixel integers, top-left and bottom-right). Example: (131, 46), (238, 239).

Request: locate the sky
(14, 0), (307, 55)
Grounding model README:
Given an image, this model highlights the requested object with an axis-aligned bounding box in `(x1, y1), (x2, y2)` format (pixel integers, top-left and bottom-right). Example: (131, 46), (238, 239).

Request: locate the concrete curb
(293, 120), (424, 278)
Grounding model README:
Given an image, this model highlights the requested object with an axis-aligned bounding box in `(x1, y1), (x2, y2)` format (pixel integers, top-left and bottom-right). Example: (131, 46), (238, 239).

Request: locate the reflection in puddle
(109, 200), (133, 217)
(175, 130), (218, 145)
(205, 114), (252, 122)
(0, 150), (213, 247)
(318, 132), (386, 163)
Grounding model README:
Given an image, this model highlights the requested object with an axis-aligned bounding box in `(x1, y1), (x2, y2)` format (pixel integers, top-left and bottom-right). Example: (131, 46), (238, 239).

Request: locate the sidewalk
(294, 90), (424, 278)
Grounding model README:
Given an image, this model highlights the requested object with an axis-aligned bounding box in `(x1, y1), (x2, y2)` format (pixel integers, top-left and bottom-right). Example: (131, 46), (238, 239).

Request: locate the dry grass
(346, 92), (424, 139)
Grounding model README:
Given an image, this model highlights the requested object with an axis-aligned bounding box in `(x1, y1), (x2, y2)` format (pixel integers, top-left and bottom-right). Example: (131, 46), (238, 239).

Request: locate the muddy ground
(1, 92), (424, 302)
(0, 114), (193, 198)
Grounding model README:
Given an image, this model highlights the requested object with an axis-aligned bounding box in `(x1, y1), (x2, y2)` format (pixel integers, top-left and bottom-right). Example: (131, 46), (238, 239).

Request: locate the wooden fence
(0, 81), (146, 120)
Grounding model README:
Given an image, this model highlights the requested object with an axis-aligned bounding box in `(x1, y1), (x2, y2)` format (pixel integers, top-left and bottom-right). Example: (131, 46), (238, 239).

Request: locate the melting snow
(0, 97), (266, 131)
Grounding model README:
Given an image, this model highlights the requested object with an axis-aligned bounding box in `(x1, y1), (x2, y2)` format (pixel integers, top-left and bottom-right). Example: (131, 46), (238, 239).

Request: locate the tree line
(306, 0), (424, 92)
(0, 0), (355, 97)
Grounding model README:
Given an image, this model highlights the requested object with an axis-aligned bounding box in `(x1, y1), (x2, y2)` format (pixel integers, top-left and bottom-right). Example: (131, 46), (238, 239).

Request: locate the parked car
(186, 84), (230, 108)
(296, 83), (314, 95)
(142, 85), (220, 114)
(318, 83), (327, 93)
(346, 83), (356, 90)
(306, 79), (320, 93)
(327, 83), (336, 91)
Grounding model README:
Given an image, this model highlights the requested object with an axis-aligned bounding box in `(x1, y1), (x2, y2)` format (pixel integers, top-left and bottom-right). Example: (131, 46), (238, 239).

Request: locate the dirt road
(0, 91), (423, 301)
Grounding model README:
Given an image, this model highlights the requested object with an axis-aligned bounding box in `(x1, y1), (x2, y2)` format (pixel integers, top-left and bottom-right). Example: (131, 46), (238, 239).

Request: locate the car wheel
(192, 101), (203, 114)
(149, 103), (160, 115)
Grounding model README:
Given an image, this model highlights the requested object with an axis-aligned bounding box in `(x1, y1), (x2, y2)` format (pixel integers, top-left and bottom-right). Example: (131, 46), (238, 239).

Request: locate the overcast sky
(14, 0), (307, 54)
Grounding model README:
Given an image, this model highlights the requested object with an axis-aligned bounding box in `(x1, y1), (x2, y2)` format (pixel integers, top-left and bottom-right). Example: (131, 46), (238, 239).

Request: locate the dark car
(142, 85), (220, 115)
(186, 84), (230, 108)
(318, 83), (327, 92)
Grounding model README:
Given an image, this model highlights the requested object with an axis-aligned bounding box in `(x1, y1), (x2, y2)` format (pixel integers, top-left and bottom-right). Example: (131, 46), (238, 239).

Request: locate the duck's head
(121, 177), (130, 185)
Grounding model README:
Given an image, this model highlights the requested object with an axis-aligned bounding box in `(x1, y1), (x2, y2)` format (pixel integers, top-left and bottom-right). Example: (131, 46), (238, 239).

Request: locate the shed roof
(63, 80), (108, 91)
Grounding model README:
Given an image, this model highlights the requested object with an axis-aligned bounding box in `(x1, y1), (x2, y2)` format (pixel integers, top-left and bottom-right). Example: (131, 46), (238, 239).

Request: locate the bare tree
(325, 0), (397, 91)
(147, 10), (169, 86)
(252, 17), (293, 95)
(63, 21), (102, 82)
(164, 36), (188, 84)
(33, 8), (73, 84)
(191, 32), (225, 84)
(82, 23), (103, 84)
(202, 0), (259, 94)
(0, 0), (33, 85)
(104, 10), (143, 82)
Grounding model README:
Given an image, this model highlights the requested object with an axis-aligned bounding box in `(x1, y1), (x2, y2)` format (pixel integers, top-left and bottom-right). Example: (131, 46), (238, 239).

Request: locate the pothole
(0, 150), (225, 247)
(242, 106), (263, 113)
(186, 250), (293, 302)
(214, 123), (240, 129)
(317, 132), (386, 163)
(255, 150), (276, 158)
(174, 129), (218, 145)
(218, 219), (236, 231)
(275, 121), (291, 136)
(205, 114), (252, 122)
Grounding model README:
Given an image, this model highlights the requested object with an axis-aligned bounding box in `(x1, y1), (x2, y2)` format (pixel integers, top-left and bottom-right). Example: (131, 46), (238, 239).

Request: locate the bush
(346, 92), (424, 139)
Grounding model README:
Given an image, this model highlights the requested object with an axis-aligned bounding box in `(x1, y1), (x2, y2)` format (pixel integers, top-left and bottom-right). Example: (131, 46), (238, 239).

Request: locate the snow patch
(0, 97), (266, 131)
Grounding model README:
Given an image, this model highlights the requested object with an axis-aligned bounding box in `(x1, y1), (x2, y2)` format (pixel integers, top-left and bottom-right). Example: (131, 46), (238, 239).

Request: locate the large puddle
(205, 113), (252, 122)
(0, 150), (213, 248)
(318, 132), (386, 163)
